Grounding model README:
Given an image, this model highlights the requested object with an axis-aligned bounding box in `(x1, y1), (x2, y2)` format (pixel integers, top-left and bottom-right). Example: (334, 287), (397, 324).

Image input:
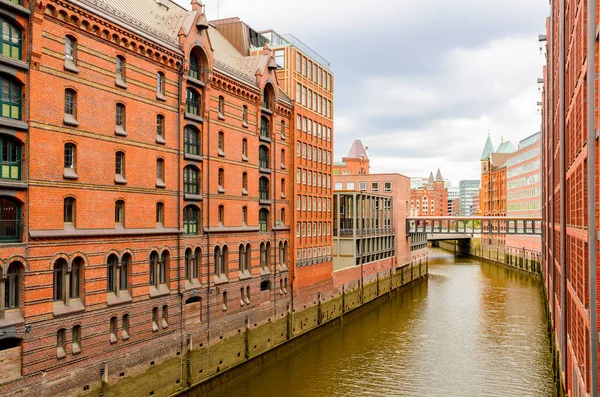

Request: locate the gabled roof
(496, 140), (517, 154)
(346, 140), (368, 159)
(481, 136), (494, 161)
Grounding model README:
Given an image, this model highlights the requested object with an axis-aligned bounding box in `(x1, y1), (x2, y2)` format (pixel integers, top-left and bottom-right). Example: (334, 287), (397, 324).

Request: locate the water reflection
(202, 249), (553, 397)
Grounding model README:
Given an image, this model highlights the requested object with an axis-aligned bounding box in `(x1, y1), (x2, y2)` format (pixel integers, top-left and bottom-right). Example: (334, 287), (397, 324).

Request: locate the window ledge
(110, 333), (118, 344)
(0, 0), (31, 16)
(116, 78), (128, 89)
(184, 153), (203, 162)
(115, 126), (128, 137)
(0, 56), (28, 72)
(0, 117), (27, 131)
(53, 298), (85, 317)
(184, 112), (204, 123)
(273, 225), (291, 231)
(259, 167), (272, 174)
(0, 180), (27, 190)
(281, 164), (286, 170)
(218, 186), (226, 194)
(259, 199), (271, 206)
(187, 76), (205, 88)
(218, 149), (225, 157)
(239, 270), (252, 281)
(213, 274), (228, 286)
(203, 225), (260, 233)
(156, 135), (166, 145)
(72, 343), (81, 355)
(281, 193), (286, 199)
(242, 155), (249, 162)
(261, 107), (273, 115)
(63, 168), (79, 180)
(156, 92), (166, 101)
(30, 227), (182, 238)
(156, 179), (166, 188)
(280, 134), (286, 141)
(162, 320), (168, 329)
(64, 60), (79, 73)
(259, 267), (271, 276)
(152, 322), (159, 332)
(242, 121), (248, 129)
(241, 189), (248, 196)
(57, 347), (66, 359)
(149, 284), (170, 298)
(259, 135), (271, 143)
(279, 264), (289, 273)
(184, 193), (203, 201)
(122, 330), (130, 341)
(185, 279), (202, 291)
(218, 113), (225, 121)
(115, 174), (127, 184)
(107, 290), (132, 307)
(0, 309), (24, 328)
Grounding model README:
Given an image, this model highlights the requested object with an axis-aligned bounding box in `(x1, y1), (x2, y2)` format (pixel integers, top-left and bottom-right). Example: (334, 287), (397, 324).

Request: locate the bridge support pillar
(456, 239), (471, 256)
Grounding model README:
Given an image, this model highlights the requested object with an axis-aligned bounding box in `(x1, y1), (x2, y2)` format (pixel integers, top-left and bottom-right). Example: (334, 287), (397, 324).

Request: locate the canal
(202, 249), (554, 397)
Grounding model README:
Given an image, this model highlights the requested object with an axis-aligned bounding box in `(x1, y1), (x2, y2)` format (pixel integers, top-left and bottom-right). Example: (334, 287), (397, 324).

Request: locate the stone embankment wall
(85, 261), (427, 397)
(436, 238), (541, 275)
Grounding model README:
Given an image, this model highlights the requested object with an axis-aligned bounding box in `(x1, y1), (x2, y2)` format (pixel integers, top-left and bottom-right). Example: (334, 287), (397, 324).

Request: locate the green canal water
(202, 249), (554, 397)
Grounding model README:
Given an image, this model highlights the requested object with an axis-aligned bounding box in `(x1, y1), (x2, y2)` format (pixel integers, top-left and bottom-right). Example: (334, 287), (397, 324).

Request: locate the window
(4, 261), (20, 309)
(238, 244), (248, 272)
(260, 116), (270, 138)
(149, 252), (158, 286)
(156, 202), (164, 224)
(280, 208), (285, 225)
(218, 168), (225, 192)
(159, 252), (168, 285)
(156, 158), (164, 185)
(53, 259), (67, 302)
(115, 151), (125, 177)
(107, 254), (118, 293)
(371, 182), (379, 192)
(280, 120), (285, 138)
(359, 182), (367, 191)
(184, 166), (199, 195)
(152, 307), (159, 332)
(63, 197), (75, 224)
(242, 172), (248, 193)
(64, 143), (76, 170)
(184, 206), (199, 235)
(64, 35), (77, 65)
(1, 19), (21, 60)
(71, 325), (81, 353)
(122, 314), (130, 339)
(162, 305), (168, 328)
(189, 53), (199, 80)
(384, 182), (392, 192)
(156, 72), (165, 97)
(115, 200), (124, 224)
(156, 115), (165, 140)
(242, 105), (248, 125)
(259, 209), (269, 232)
(116, 103), (126, 129)
(120, 254), (130, 291)
(218, 131), (225, 155)
(0, 77), (21, 120)
(184, 126), (200, 155)
(0, 137), (20, 180)
(222, 291), (228, 311)
(186, 88), (200, 116)
(259, 146), (269, 169)
(263, 86), (271, 109)
(242, 206), (248, 225)
(64, 89), (77, 122)
(280, 178), (286, 197)
(218, 96), (225, 116)
(185, 248), (198, 281)
(116, 55), (126, 84)
(259, 177), (269, 201)
(274, 49), (284, 68)
(279, 241), (287, 266)
(242, 138), (248, 160)
(70, 257), (82, 299)
(57, 329), (66, 358)
(194, 248), (201, 280)
(218, 205), (224, 225)
(214, 246), (228, 276)
(260, 242), (270, 269)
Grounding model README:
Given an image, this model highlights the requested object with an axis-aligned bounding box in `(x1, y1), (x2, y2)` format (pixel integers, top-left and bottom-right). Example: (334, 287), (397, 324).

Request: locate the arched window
(260, 116), (269, 138)
(0, 137), (21, 180)
(184, 205), (199, 235)
(156, 114), (165, 139)
(218, 131), (225, 155)
(186, 88), (200, 115)
(116, 55), (126, 83)
(53, 258), (67, 301)
(280, 208), (285, 225)
(242, 206), (248, 225)
(279, 241), (285, 266)
(115, 200), (124, 224)
(156, 72), (165, 96)
(149, 251), (159, 286)
(107, 254), (118, 293)
(0, 19), (21, 60)
(184, 125), (200, 155)
(184, 166), (199, 195)
(64, 143), (76, 170)
(260, 242), (268, 269)
(185, 248), (193, 281)
(64, 88), (77, 120)
(280, 120), (285, 138)
(116, 103), (126, 129)
(64, 35), (77, 63)
(242, 172), (248, 192)
(242, 138), (248, 159)
(259, 177), (269, 201)
(189, 53), (199, 80)
(214, 246), (225, 276)
(156, 158), (165, 185)
(120, 254), (131, 291)
(218, 168), (225, 191)
(245, 243), (251, 270)
(64, 197), (75, 224)
(238, 244), (246, 272)
(281, 178), (286, 196)
(218, 96), (224, 115)
(115, 151), (125, 177)
(159, 251), (168, 285)
(259, 209), (269, 232)
(280, 149), (285, 168)
(5, 261), (21, 309)
(259, 146), (269, 169)
(0, 76), (21, 120)
(156, 202), (164, 224)
(242, 105), (248, 125)
(194, 248), (201, 281)
(218, 205), (224, 225)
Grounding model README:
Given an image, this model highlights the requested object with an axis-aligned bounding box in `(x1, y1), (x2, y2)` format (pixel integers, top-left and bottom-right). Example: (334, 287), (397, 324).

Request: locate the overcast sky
(175, 0), (548, 185)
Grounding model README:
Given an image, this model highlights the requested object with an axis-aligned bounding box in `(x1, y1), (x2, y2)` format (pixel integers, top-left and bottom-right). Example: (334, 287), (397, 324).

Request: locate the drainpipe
(205, 87), (211, 349)
(177, 58), (184, 358)
(559, 0), (567, 382)
(587, 0), (598, 393)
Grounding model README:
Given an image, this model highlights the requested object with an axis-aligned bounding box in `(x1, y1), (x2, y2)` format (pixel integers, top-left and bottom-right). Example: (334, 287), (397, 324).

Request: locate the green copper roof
(496, 140), (517, 154)
(480, 136), (494, 160)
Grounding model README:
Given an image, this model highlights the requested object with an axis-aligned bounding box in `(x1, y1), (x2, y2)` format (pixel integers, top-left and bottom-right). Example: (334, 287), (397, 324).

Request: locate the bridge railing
(334, 227), (395, 238)
(406, 216), (542, 236)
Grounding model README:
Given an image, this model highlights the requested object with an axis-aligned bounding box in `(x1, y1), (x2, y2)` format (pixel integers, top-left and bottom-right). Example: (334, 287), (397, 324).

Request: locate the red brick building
(0, 0), (298, 394)
(409, 169), (448, 216)
(333, 139), (370, 176)
(541, 1), (599, 395)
